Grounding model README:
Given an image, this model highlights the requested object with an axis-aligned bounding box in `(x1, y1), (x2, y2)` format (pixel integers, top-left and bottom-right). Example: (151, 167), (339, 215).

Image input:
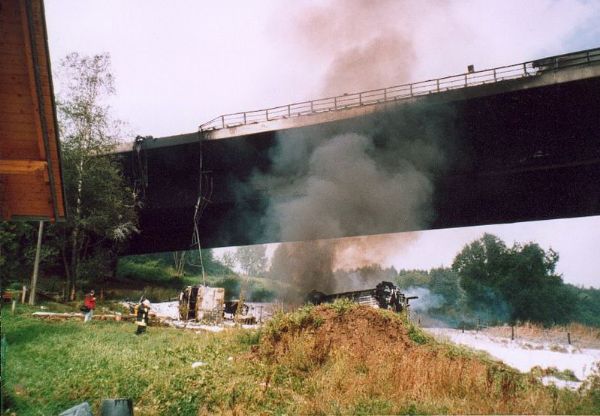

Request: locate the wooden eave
(0, 0), (66, 221)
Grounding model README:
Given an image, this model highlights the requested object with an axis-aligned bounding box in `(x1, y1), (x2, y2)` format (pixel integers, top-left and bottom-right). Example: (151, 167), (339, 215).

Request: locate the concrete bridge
(117, 47), (600, 255)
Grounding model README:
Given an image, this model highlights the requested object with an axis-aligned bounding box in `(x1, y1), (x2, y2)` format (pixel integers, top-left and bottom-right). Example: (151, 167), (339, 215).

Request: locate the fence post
(567, 332), (571, 345)
(11, 300), (16, 315)
(334, 96), (337, 110)
(221, 115), (225, 129)
(243, 112), (247, 125)
(493, 68), (497, 82)
(511, 326), (514, 341)
(436, 79), (440, 92)
(265, 109), (269, 121)
(287, 104), (291, 117)
(21, 285), (27, 304)
(29, 220), (44, 305)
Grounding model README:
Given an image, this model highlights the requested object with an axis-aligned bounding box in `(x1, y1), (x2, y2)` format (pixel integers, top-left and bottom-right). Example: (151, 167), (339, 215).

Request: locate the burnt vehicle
(223, 300), (249, 316)
(223, 300), (257, 324)
(179, 285), (224, 322)
(307, 281), (417, 313)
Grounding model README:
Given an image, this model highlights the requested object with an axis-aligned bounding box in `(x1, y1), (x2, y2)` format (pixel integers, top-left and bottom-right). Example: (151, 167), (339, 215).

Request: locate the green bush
(407, 322), (430, 345)
(249, 286), (275, 302)
(329, 298), (357, 314)
(209, 277), (240, 299)
(116, 259), (173, 282)
(237, 330), (261, 346)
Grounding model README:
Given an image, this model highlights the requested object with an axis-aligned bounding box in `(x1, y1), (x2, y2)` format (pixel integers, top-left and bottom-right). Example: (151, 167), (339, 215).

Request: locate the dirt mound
(258, 304), (417, 364)
(251, 303), (578, 414)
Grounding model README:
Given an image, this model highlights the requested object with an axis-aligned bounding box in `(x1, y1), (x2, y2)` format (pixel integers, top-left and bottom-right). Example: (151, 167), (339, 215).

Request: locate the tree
(452, 234), (575, 325)
(235, 245), (268, 277)
(53, 53), (138, 299)
(220, 251), (237, 272)
(172, 251), (186, 277)
(185, 248), (235, 276)
(452, 233), (509, 312)
(502, 243), (574, 324)
(429, 267), (464, 309)
(569, 285), (600, 327)
(396, 269), (431, 289)
(1, 222), (36, 283)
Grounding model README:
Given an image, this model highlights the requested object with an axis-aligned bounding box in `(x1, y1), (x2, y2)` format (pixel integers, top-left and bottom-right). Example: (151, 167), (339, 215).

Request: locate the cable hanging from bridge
(132, 135), (150, 203)
(191, 133), (214, 286)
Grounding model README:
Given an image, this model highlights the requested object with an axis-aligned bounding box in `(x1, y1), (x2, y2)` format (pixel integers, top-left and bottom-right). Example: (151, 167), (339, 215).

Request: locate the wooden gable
(0, 0), (65, 221)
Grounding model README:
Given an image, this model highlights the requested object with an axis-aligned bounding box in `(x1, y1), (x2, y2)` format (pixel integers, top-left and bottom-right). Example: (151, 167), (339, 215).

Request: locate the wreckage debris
(179, 285), (275, 324)
(307, 281), (417, 313)
(179, 285), (225, 322)
(32, 312), (133, 321)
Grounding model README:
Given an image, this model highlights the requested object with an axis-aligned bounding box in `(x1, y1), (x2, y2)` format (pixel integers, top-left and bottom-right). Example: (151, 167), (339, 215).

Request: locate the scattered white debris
(32, 311), (83, 316)
(227, 356), (233, 361)
(150, 301), (179, 319)
(541, 376), (582, 390)
(191, 361), (207, 368)
(426, 328), (600, 387)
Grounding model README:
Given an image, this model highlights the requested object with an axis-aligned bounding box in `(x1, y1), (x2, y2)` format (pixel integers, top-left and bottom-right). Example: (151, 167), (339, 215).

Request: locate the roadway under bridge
(116, 47), (600, 255)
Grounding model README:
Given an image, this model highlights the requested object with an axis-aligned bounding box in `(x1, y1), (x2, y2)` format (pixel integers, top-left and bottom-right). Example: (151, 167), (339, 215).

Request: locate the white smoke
(405, 286), (444, 312)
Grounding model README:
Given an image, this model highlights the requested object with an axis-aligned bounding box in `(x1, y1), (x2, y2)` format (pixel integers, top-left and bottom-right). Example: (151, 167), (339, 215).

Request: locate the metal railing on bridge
(199, 47), (600, 132)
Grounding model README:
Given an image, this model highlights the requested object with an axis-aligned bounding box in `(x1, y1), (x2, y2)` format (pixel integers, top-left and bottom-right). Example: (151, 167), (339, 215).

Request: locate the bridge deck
(115, 47), (600, 254)
(115, 47), (600, 152)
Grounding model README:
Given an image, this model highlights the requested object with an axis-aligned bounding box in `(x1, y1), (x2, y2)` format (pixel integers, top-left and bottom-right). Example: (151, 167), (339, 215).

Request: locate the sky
(44, 0), (600, 288)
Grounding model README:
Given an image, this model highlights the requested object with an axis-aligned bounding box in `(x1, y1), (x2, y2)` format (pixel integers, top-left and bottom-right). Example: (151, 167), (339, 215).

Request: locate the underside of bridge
(120, 65), (600, 255)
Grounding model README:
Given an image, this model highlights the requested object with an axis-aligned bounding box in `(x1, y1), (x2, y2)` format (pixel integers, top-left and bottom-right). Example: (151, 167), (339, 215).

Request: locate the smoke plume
(246, 1), (458, 298)
(269, 240), (336, 298)
(255, 103), (454, 298)
(333, 232), (418, 271)
(268, 233), (414, 298)
(293, 0), (427, 95)
(268, 132), (433, 241)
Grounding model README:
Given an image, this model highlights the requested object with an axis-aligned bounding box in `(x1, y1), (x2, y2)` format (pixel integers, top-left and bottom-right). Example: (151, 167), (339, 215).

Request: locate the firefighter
(135, 299), (151, 335)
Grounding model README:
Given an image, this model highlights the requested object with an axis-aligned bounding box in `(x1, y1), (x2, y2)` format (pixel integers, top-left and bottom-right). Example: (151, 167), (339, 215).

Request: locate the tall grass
(485, 322), (600, 348)
(3, 302), (599, 415)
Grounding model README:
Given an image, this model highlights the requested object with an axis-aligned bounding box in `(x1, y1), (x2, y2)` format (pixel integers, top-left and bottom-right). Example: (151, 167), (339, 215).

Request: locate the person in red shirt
(83, 290), (96, 322)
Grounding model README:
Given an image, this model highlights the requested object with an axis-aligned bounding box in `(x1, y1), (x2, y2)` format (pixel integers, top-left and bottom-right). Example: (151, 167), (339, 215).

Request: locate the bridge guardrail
(199, 47), (600, 132)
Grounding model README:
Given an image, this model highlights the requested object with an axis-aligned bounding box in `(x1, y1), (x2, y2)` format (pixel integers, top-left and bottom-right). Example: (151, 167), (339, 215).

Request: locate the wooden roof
(0, 0), (65, 221)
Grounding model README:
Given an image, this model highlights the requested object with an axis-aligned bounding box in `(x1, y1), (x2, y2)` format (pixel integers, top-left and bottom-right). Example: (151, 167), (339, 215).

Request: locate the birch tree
(55, 53), (138, 299)
(235, 245), (268, 277)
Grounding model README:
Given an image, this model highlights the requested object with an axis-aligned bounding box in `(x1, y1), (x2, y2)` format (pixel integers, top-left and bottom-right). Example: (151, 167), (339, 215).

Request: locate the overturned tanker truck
(307, 281), (417, 313)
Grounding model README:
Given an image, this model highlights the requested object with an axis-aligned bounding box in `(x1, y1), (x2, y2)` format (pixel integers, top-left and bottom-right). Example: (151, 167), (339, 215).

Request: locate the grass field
(2, 301), (599, 415)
